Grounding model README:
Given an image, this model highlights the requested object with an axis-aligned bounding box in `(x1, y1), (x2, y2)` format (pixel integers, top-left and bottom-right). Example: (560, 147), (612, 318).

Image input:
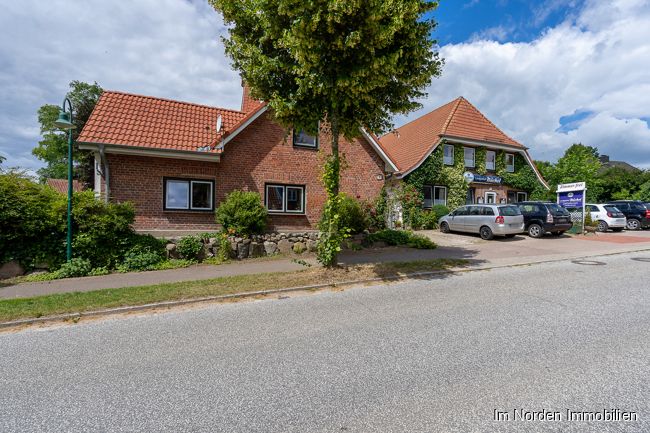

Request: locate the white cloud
(406, 0), (650, 167)
(0, 0), (240, 171)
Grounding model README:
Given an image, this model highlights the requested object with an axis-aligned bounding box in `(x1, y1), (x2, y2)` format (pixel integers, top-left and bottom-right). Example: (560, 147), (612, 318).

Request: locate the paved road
(1, 252), (649, 432)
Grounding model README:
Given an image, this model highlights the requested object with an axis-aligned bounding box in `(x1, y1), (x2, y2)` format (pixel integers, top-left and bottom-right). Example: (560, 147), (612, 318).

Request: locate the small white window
(486, 150), (496, 171)
(443, 145), (454, 165)
(423, 185), (433, 209)
(434, 186), (447, 206)
(506, 153), (515, 172)
(266, 184), (305, 214)
(464, 147), (475, 168)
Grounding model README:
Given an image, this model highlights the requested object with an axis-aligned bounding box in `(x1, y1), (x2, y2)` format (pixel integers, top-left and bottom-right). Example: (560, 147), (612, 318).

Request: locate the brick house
(77, 86), (397, 235)
(378, 97), (548, 211)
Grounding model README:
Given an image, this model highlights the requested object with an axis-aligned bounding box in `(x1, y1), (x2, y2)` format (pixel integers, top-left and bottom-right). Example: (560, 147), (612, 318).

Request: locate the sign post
(557, 182), (587, 234)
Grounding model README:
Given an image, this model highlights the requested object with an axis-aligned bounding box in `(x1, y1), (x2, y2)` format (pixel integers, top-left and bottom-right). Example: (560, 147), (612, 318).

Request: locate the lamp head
(54, 110), (75, 130)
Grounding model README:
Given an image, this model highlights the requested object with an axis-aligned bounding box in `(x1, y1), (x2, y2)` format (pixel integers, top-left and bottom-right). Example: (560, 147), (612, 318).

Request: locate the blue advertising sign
(463, 172), (502, 184)
(558, 190), (584, 208)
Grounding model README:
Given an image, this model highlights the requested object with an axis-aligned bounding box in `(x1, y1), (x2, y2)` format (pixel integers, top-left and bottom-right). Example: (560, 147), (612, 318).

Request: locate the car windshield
(604, 205), (621, 213)
(498, 205), (521, 216)
(548, 204), (570, 215)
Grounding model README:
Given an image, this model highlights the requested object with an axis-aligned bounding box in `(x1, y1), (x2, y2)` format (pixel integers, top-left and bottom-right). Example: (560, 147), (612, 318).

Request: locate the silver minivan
(439, 204), (525, 240)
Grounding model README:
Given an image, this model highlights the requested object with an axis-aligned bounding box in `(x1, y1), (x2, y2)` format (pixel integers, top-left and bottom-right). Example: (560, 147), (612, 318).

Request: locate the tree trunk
(329, 113), (340, 198)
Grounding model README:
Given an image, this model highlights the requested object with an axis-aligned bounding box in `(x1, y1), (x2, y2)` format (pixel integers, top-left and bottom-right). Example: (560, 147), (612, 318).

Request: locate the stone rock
(0, 260), (25, 279)
(307, 239), (318, 252)
(165, 243), (179, 259)
(208, 237), (217, 246)
(242, 238), (251, 245)
(236, 242), (250, 260)
(293, 242), (306, 254)
(289, 237), (300, 243)
(249, 242), (265, 258)
(198, 244), (211, 261)
(263, 241), (278, 255)
(277, 239), (292, 254)
(309, 232), (318, 240)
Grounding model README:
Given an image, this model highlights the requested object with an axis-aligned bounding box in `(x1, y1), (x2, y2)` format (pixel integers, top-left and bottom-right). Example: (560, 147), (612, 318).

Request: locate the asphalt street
(1, 252), (649, 432)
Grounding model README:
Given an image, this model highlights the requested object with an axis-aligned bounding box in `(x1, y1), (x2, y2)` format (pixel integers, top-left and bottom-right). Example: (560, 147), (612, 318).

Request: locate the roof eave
(78, 141), (221, 162)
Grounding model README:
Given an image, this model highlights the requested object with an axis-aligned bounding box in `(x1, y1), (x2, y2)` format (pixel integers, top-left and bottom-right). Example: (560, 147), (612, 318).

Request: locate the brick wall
(102, 113), (386, 232)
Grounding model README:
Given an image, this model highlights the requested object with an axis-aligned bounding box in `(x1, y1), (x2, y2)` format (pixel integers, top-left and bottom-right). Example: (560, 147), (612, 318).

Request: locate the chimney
(241, 82), (261, 113)
(599, 155), (610, 164)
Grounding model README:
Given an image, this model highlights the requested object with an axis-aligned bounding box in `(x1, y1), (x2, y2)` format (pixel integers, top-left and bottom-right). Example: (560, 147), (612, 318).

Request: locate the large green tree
(547, 144), (603, 201)
(210, 0), (443, 265)
(33, 81), (103, 185)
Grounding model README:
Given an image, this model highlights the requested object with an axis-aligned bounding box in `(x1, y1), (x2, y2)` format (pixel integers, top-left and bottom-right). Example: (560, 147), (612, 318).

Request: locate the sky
(1, 0), (649, 171)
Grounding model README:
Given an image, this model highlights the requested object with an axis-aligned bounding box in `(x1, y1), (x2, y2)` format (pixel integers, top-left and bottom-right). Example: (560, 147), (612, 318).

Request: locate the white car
(586, 204), (627, 232)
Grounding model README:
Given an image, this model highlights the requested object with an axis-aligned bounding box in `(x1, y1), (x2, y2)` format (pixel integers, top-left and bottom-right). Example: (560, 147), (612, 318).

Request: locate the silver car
(439, 204), (525, 240)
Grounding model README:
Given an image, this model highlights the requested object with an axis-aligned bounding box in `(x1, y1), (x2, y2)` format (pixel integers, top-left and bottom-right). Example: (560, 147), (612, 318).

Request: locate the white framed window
(293, 124), (319, 148)
(265, 184), (305, 214)
(486, 150), (496, 171)
(443, 144), (454, 165)
(434, 186), (447, 206)
(164, 178), (214, 211)
(464, 147), (475, 168)
(517, 192), (527, 202)
(423, 185), (433, 209)
(506, 153), (515, 172)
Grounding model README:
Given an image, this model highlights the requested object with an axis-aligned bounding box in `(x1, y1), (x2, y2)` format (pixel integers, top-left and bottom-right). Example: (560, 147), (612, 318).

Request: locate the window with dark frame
(464, 147), (475, 168)
(265, 184), (305, 214)
(486, 150), (496, 171)
(423, 185), (433, 208)
(164, 178), (214, 211)
(434, 186), (447, 206)
(293, 125), (318, 148)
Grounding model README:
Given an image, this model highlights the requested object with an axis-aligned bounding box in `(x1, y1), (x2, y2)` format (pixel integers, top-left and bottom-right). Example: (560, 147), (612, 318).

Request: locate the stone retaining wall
(165, 231), (328, 260)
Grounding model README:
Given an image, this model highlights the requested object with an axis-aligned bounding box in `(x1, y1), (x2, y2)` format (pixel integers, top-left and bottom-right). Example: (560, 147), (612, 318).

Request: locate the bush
(367, 229), (436, 249)
(432, 204), (450, 221)
(333, 194), (368, 234)
(53, 258), (92, 278)
(117, 248), (164, 272)
(362, 192), (387, 232)
(0, 171), (65, 268)
(176, 235), (203, 260)
(215, 191), (267, 236)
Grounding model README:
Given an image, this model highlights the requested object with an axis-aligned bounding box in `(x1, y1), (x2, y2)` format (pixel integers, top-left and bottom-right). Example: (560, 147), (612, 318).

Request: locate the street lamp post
(54, 98), (76, 262)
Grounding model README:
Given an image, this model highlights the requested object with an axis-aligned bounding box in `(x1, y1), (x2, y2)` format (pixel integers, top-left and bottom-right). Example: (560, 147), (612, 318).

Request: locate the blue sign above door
(463, 172), (502, 184)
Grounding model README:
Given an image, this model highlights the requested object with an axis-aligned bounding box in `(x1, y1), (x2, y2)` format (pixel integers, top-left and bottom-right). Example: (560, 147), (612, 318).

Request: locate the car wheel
(626, 218), (640, 230)
(528, 223), (544, 238)
(597, 220), (608, 232)
(440, 222), (450, 233)
(612, 228), (624, 232)
(479, 226), (494, 240)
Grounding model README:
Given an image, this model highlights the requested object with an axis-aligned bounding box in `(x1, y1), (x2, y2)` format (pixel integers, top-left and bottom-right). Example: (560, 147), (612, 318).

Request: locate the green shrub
(54, 258), (92, 278)
(215, 191), (267, 236)
(432, 204), (450, 220)
(151, 258), (196, 270)
(0, 171), (65, 268)
(88, 267), (110, 276)
(367, 229), (436, 249)
(117, 248), (164, 272)
(334, 194), (368, 234)
(176, 235), (203, 260)
(362, 190), (387, 231)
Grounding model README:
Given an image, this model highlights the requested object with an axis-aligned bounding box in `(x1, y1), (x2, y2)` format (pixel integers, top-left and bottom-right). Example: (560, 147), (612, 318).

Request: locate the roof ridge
(455, 97), (523, 146)
(102, 90), (246, 114)
(440, 96), (464, 135)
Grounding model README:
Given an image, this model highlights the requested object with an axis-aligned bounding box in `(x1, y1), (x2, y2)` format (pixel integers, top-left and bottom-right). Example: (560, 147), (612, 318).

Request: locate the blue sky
(1, 0), (649, 171)
(432, 0), (584, 44)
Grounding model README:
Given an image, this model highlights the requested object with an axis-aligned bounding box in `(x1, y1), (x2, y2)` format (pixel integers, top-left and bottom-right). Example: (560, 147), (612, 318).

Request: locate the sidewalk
(2, 230), (650, 300)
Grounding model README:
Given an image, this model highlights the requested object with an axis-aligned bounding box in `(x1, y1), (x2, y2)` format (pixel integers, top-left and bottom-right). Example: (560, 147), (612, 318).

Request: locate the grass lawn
(0, 258), (467, 323)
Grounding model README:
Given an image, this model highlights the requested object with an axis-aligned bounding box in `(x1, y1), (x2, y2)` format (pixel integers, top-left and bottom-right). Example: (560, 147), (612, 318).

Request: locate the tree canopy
(32, 81), (103, 184)
(210, 0), (442, 138)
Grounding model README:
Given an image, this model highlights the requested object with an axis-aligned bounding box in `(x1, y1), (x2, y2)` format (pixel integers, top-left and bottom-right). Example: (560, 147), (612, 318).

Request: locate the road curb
(2, 247), (649, 329)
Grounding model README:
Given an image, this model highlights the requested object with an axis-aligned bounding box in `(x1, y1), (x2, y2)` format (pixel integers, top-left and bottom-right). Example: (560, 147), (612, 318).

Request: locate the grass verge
(0, 258), (467, 323)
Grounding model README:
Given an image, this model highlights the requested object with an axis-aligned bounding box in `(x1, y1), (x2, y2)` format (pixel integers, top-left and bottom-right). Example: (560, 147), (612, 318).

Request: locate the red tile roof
(378, 97), (525, 174)
(46, 178), (84, 194)
(77, 91), (248, 153)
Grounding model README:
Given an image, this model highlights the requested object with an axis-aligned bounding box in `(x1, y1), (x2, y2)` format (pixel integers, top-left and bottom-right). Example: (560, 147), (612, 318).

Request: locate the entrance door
(485, 192), (497, 204)
(466, 187), (475, 205)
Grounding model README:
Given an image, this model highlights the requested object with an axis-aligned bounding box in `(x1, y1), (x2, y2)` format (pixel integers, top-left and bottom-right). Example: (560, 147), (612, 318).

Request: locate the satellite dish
(216, 115), (222, 132)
